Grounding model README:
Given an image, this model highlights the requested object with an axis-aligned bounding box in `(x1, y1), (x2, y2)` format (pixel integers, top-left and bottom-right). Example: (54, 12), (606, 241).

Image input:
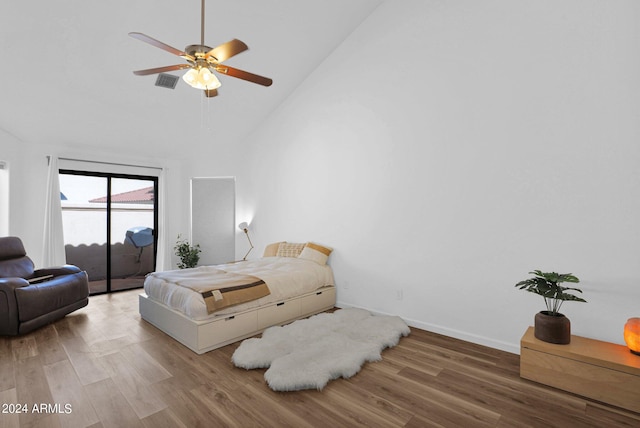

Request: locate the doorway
(59, 170), (158, 294)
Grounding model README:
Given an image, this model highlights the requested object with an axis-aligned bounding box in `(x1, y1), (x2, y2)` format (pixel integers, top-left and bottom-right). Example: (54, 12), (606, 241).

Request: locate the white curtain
(155, 168), (170, 271)
(42, 156), (66, 266)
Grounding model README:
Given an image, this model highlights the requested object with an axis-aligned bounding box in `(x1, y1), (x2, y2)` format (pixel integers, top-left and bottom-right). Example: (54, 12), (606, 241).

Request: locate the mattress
(144, 256), (335, 321)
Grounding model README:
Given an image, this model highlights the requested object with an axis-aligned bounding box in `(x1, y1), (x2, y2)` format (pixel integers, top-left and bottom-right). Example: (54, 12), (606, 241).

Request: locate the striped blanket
(148, 266), (271, 314)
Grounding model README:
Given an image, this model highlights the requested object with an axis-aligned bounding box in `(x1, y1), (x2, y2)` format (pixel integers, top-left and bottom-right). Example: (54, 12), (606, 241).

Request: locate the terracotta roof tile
(89, 186), (154, 204)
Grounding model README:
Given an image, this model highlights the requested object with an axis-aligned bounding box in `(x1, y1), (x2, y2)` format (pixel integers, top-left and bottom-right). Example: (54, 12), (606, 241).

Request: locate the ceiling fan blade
(205, 39), (249, 62)
(204, 89), (218, 98)
(129, 32), (194, 60)
(133, 64), (192, 76)
(214, 65), (273, 87)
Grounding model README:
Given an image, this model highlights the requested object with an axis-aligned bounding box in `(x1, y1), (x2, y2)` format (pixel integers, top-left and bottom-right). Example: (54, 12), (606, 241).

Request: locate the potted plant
(174, 235), (201, 269)
(515, 270), (586, 344)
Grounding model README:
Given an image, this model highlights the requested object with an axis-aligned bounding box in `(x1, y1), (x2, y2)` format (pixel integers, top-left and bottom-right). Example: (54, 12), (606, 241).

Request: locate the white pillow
(298, 242), (333, 265)
(263, 241), (285, 257)
(276, 242), (306, 257)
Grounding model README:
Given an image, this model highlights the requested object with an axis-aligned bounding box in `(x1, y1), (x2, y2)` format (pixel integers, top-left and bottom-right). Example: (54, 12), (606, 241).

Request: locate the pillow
(298, 242), (333, 265)
(276, 242), (306, 258)
(263, 242), (285, 257)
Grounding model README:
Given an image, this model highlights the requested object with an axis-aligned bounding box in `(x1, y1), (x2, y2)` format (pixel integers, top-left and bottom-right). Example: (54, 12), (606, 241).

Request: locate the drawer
(198, 311), (257, 348)
(521, 347), (640, 413)
(257, 299), (301, 330)
(299, 287), (336, 316)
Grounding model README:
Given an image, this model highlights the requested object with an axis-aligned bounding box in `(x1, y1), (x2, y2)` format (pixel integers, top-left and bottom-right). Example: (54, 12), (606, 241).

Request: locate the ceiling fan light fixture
(200, 67), (221, 89)
(182, 67), (221, 90)
(130, 0), (272, 96)
(182, 68), (198, 86)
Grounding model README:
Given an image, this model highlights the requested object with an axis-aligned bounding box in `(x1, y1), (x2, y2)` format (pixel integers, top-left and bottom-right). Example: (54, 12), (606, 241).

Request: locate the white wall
(235, 0), (640, 353)
(0, 129), (44, 255)
(0, 144), (11, 236)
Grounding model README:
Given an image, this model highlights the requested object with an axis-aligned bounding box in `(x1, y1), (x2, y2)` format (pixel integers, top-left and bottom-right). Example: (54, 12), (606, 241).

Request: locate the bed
(139, 242), (336, 354)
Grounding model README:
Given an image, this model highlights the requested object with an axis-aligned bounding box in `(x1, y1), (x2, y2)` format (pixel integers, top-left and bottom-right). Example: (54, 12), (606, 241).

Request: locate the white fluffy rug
(231, 308), (410, 391)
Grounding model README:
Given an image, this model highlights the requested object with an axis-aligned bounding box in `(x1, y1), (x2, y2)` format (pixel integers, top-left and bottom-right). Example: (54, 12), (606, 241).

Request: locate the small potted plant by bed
(174, 235), (201, 269)
(515, 270), (586, 344)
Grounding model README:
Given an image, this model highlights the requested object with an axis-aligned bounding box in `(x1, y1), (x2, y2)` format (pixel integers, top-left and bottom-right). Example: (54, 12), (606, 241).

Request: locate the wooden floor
(1, 290), (639, 428)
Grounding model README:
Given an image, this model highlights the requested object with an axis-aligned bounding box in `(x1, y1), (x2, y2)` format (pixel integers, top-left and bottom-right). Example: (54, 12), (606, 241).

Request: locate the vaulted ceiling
(0, 0), (382, 158)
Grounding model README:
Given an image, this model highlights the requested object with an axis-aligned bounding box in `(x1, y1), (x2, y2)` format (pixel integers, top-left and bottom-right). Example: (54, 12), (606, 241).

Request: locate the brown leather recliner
(0, 236), (89, 335)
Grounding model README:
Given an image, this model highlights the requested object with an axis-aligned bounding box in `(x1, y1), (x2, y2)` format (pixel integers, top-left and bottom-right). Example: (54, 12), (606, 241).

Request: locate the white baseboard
(335, 301), (520, 355)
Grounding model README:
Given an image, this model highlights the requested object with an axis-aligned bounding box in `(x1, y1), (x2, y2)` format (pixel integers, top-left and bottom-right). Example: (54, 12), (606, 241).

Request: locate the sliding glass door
(59, 171), (158, 295)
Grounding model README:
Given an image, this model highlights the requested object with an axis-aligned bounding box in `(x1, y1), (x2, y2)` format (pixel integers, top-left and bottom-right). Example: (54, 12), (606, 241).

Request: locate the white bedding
(144, 257), (335, 321)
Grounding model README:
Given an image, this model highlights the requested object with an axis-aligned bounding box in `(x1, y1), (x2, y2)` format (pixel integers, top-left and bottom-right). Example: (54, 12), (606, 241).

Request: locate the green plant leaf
(515, 269), (586, 313)
(174, 235), (201, 269)
(557, 273), (579, 283)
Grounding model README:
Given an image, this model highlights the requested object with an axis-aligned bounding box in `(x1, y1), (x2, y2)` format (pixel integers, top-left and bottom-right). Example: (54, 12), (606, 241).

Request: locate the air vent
(155, 73), (179, 89)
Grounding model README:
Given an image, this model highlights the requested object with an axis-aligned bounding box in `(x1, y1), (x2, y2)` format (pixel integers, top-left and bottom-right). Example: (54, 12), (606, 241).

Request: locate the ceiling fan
(129, 0), (272, 98)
